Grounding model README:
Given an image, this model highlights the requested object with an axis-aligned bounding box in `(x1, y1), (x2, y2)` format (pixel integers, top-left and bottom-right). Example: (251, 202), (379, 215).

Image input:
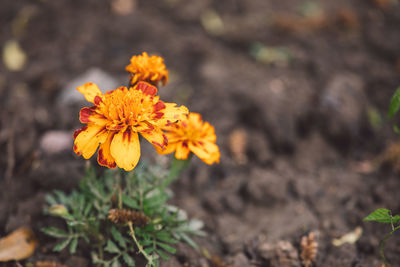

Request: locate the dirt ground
(1, 0), (400, 266)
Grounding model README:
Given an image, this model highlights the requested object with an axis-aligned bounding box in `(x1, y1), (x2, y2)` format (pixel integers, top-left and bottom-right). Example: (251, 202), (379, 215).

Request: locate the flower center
(101, 88), (156, 130)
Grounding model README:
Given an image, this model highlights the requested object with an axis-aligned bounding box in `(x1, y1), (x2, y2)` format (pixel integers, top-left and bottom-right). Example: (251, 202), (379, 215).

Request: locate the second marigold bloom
(73, 82), (188, 171)
(156, 113), (220, 164)
(125, 52), (168, 86)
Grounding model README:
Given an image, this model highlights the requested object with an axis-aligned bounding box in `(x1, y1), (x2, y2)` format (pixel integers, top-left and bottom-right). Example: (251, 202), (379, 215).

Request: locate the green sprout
(364, 86), (400, 266)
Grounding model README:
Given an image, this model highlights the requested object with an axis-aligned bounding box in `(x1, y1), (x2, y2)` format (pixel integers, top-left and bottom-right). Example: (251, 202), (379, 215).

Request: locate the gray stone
(318, 73), (367, 150)
(39, 130), (73, 155)
(58, 68), (120, 104)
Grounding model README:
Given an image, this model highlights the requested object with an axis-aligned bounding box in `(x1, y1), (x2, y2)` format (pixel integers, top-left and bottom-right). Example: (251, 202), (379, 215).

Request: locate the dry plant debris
(209, 255), (230, 267)
(33, 261), (67, 267)
(332, 226), (363, 247)
(108, 208), (150, 227)
(273, 8), (360, 34)
(2, 40), (27, 71)
(0, 227), (37, 262)
(300, 232), (318, 267)
(228, 128), (248, 164)
(378, 142), (400, 171)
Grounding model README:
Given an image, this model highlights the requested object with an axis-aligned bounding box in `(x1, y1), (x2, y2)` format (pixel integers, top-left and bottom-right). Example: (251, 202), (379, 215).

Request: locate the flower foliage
(125, 52), (168, 86)
(73, 81), (188, 171)
(157, 112), (220, 164)
(43, 164), (205, 267)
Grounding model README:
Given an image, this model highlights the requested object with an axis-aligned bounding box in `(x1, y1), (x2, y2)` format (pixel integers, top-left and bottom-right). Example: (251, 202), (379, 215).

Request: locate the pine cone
(108, 208), (149, 227)
(300, 232), (318, 267)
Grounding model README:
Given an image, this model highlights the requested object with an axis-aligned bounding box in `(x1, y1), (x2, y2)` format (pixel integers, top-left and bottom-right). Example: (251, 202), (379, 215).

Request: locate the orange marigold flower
(125, 52), (168, 86)
(156, 112), (220, 164)
(73, 81), (188, 171)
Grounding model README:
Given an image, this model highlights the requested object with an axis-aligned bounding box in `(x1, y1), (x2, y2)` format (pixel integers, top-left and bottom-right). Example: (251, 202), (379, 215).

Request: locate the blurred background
(1, 0), (400, 266)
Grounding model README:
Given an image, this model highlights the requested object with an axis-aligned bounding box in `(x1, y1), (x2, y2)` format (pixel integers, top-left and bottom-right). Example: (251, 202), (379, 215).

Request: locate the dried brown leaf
(0, 227), (37, 262)
(228, 128), (248, 164)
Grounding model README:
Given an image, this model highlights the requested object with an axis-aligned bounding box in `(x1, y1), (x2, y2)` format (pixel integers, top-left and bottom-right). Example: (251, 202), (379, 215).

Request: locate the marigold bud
(48, 205), (69, 217)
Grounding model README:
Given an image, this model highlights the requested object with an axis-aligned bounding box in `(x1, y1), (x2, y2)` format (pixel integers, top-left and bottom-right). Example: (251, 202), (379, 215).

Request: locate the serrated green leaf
(392, 215), (400, 224)
(111, 259), (121, 267)
(156, 249), (170, 260)
(157, 242), (176, 254)
(389, 87), (400, 118)
(122, 194), (139, 209)
(111, 226), (127, 249)
(41, 227), (69, 238)
(139, 239), (154, 246)
(177, 232), (199, 251)
(364, 208), (394, 223)
(53, 238), (72, 252)
(83, 201), (93, 216)
(53, 190), (68, 204)
(122, 253), (136, 266)
(144, 247), (155, 255)
(91, 252), (108, 264)
(144, 192), (168, 210)
(105, 240), (120, 254)
(155, 232), (178, 244)
(66, 220), (85, 227)
(45, 194), (58, 205)
(69, 237), (78, 254)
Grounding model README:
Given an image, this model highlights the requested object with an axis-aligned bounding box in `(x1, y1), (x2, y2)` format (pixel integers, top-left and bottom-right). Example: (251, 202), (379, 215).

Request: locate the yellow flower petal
(110, 130), (140, 171)
(189, 141), (218, 160)
(97, 132), (117, 168)
(76, 83), (103, 104)
(203, 149), (220, 164)
(156, 142), (177, 155)
(156, 103), (189, 127)
(175, 142), (190, 159)
(80, 107), (108, 126)
(140, 127), (167, 150)
(73, 124), (108, 159)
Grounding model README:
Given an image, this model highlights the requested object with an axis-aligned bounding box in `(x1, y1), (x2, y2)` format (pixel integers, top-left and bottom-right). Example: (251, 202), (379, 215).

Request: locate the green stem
(162, 155), (192, 189)
(128, 222), (155, 267)
(380, 225), (400, 266)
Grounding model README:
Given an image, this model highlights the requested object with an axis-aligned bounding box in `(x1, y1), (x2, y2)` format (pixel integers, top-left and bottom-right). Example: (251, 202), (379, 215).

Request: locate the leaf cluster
(42, 162), (205, 267)
(364, 208), (400, 226)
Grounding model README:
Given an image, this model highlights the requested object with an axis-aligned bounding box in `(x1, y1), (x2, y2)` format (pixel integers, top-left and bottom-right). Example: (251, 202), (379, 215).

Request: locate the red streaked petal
(189, 141), (220, 165)
(73, 126), (88, 140)
(97, 132), (117, 168)
(79, 107), (108, 125)
(73, 125), (108, 159)
(94, 95), (103, 105)
(153, 101), (166, 112)
(140, 127), (167, 149)
(135, 82), (157, 96)
(155, 141), (177, 155)
(175, 141), (190, 159)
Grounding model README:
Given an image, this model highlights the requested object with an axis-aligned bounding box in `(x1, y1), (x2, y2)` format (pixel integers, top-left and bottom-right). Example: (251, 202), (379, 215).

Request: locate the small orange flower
(73, 81), (188, 171)
(125, 52), (168, 86)
(156, 113), (220, 164)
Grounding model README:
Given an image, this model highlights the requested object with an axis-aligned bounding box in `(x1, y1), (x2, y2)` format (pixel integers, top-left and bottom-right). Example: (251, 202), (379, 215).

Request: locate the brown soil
(1, 0), (400, 266)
